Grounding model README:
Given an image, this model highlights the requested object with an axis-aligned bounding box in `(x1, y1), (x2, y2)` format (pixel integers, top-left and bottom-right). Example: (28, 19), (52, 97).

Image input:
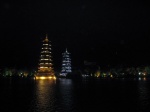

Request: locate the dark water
(0, 77), (150, 112)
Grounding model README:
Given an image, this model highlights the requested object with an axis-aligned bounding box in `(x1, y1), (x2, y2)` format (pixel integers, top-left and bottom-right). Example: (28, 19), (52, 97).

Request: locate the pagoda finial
(66, 48), (68, 52)
(44, 34), (49, 42)
(46, 34), (48, 39)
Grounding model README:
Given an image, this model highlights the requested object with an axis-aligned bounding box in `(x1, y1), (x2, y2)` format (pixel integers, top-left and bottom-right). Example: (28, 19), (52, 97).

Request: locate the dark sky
(0, 0), (150, 70)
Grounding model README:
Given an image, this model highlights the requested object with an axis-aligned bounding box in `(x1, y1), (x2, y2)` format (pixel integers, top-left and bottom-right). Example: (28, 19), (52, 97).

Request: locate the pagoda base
(35, 72), (56, 79)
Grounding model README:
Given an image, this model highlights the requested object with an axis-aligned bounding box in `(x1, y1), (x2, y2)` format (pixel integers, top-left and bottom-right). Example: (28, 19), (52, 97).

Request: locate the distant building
(83, 60), (99, 77)
(60, 49), (72, 77)
(36, 35), (55, 79)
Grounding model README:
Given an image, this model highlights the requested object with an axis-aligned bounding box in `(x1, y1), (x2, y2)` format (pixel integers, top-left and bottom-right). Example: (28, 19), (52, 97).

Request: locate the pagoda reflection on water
(35, 35), (56, 79)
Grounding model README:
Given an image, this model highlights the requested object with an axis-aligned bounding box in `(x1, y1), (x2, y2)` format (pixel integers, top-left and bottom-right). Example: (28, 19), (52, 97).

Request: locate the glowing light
(35, 76), (56, 80)
(143, 73), (146, 76)
(41, 59), (50, 60)
(39, 63), (44, 64)
(40, 67), (48, 68)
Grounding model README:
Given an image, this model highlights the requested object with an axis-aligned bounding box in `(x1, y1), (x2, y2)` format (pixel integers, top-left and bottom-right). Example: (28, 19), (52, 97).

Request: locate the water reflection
(56, 78), (76, 112)
(29, 78), (75, 112)
(1, 77), (150, 112)
(30, 79), (56, 112)
(137, 78), (150, 111)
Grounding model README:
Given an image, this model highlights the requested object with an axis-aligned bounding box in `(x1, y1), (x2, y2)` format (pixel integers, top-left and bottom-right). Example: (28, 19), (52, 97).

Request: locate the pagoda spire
(46, 34), (48, 39)
(66, 48), (68, 52)
(44, 34), (49, 42)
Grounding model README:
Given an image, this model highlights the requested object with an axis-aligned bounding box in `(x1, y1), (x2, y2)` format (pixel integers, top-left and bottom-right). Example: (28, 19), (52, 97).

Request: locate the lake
(0, 77), (150, 112)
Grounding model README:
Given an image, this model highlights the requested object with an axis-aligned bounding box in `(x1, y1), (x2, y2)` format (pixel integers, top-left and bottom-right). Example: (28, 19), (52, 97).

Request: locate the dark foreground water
(0, 77), (150, 112)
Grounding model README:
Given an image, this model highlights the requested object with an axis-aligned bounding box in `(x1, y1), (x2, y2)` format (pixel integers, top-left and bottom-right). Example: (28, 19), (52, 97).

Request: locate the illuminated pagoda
(36, 35), (55, 79)
(60, 48), (72, 77)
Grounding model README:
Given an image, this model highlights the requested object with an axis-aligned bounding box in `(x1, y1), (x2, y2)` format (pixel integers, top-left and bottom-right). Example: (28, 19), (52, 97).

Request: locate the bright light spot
(40, 67), (48, 68)
(143, 77), (146, 81)
(35, 76), (56, 80)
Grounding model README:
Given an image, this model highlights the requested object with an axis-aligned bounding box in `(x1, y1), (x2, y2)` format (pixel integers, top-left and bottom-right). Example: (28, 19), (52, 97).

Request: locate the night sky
(0, 0), (149, 70)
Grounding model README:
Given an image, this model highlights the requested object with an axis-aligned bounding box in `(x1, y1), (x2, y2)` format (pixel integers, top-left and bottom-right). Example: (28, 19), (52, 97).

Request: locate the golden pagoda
(35, 35), (56, 79)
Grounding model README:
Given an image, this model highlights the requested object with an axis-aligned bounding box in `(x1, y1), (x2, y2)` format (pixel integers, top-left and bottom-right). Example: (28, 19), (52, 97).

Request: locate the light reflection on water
(29, 78), (75, 112)
(30, 79), (56, 112)
(137, 78), (150, 112)
(0, 77), (150, 112)
(56, 78), (76, 112)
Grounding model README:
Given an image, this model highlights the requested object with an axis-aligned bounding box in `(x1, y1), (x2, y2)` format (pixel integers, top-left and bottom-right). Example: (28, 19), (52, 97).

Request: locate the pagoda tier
(36, 35), (55, 78)
(60, 48), (72, 77)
